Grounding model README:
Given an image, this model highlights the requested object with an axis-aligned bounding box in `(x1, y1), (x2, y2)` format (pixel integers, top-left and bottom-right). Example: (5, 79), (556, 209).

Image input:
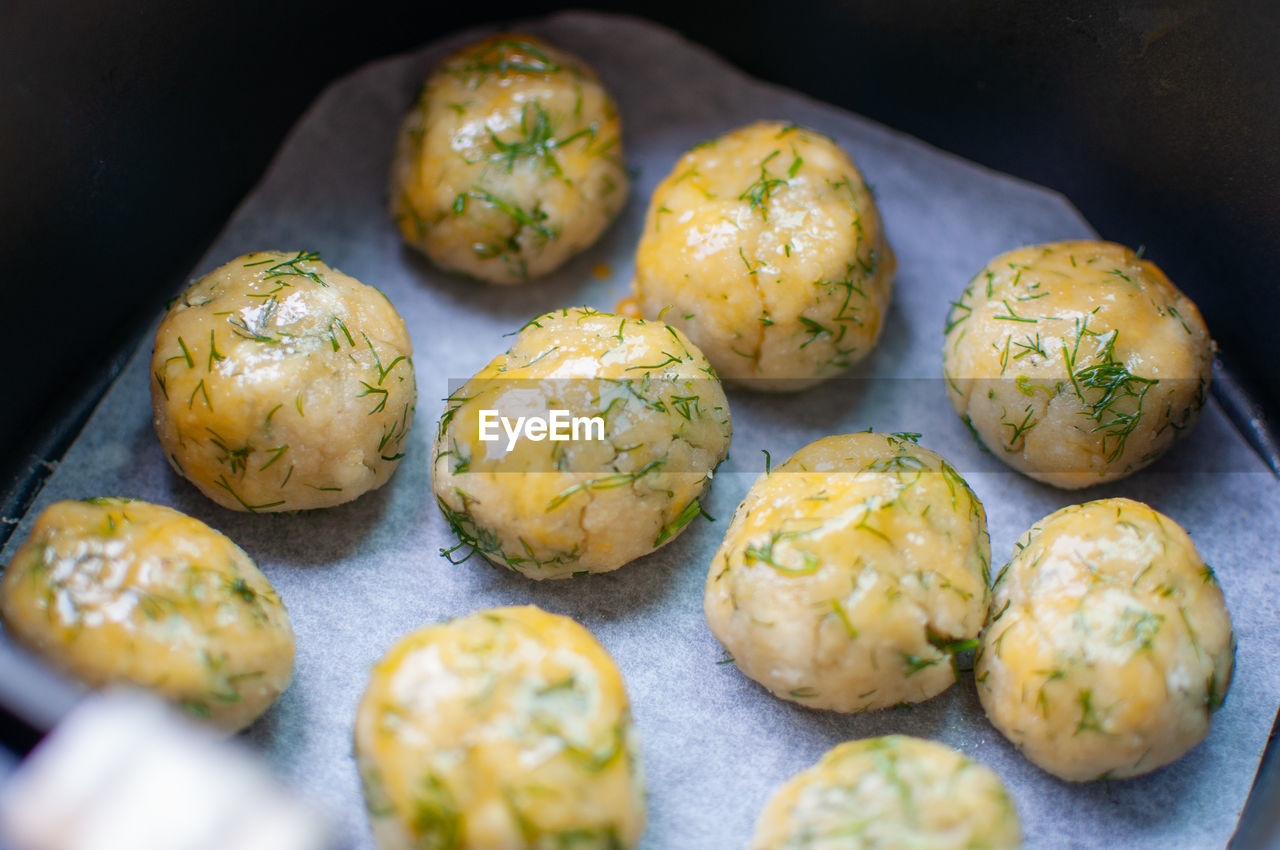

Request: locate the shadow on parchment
(450, 507), (700, 623)
(160, 465), (395, 569)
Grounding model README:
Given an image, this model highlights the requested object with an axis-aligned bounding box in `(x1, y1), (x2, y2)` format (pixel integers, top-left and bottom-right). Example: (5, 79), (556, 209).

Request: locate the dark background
(1, 0), (1277, 501)
(1, 0), (1278, 844)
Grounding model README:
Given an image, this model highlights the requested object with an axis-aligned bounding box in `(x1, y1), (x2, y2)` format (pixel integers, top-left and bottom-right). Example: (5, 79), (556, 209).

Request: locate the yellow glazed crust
(942, 241), (1212, 488)
(1, 498), (294, 731)
(705, 433), (989, 711)
(354, 606), (645, 849)
(750, 736), (1021, 850)
(976, 497), (1234, 780)
(391, 34), (628, 283)
(432, 307), (731, 577)
(151, 251), (416, 512)
(634, 121), (894, 390)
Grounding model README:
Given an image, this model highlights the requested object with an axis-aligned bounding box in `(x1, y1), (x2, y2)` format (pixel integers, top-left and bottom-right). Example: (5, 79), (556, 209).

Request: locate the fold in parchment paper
(3, 11), (1277, 849)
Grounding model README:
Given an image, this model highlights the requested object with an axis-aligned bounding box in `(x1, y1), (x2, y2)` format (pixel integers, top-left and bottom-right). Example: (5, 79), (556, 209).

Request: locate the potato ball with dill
(632, 121), (895, 390)
(943, 240), (1213, 488)
(432, 307), (731, 578)
(704, 432), (989, 712)
(391, 33), (628, 283)
(0, 498), (294, 732)
(151, 251), (415, 512)
(355, 606), (645, 850)
(751, 736), (1022, 850)
(976, 498), (1235, 781)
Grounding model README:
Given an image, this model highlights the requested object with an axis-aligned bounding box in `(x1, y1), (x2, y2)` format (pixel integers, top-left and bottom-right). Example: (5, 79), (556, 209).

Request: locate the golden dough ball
(1, 498), (294, 731)
(942, 241), (1213, 488)
(633, 121), (895, 390)
(355, 606), (645, 850)
(751, 736), (1022, 850)
(151, 251), (416, 512)
(391, 33), (629, 283)
(976, 498), (1235, 781)
(705, 433), (989, 712)
(432, 307), (732, 578)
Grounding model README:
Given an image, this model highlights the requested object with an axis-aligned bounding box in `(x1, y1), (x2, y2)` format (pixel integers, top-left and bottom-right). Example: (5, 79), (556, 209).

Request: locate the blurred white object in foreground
(0, 690), (327, 850)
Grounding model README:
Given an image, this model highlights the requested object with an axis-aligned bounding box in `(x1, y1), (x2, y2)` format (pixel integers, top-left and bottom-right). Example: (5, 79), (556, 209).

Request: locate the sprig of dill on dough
(738, 150), (788, 221)
(1063, 317), (1158, 462)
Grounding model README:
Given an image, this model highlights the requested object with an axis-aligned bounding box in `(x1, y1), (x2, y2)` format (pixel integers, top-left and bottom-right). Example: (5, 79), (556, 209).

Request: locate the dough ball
(355, 605), (645, 850)
(942, 241), (1213, 488)
(751, 736), (1021, 850)
(432, 307), (732, 578)
(391, 33), (628, 284)
(705, 433), (989, 712)
(633, 121), (895, 390)
(976, 498), (1235, 781)
(151, 251), (416, 512)
(0, 498), (294, 731)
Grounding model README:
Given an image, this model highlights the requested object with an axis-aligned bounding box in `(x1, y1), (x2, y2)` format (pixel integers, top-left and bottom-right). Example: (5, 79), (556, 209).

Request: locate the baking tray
(3, 11), (1280, 849)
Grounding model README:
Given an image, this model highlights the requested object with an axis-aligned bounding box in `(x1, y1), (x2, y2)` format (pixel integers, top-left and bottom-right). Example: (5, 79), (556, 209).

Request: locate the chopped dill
(1063, 318), (1158, 461)
(546, 460), (665, 510)
(744, 531), (820, 575)
(738, 150), (788, 221)
(246, 251), (327, 287)
(446, 38), (564, 84)
(358, 381), (390, 415)
(653, 498), (710, 547)
(213, 475), (285, 512)
(993, 299), (1037, 323)
(798, 316), (834, 348)
(206, 330), (225, 371)
(484, 101), (598, 177)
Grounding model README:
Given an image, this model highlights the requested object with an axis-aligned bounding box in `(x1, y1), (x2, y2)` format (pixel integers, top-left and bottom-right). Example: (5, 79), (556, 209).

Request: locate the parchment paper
(4, 12), (1278, 849)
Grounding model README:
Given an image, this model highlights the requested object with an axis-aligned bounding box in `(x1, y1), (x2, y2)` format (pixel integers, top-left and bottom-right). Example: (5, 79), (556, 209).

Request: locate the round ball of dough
(942, 241), (1213, 488)
(751, 736), (1021, 850)
(0, 498), (294, 731)
(633, 121), (895, 390)
(151, 251), (416, 512)
(355, 605), (645, 850)
(976, 497), (1235, 781)
(705, 433), (989, 712)
(391, 33), (628, 284)
(432, 307), (732, 578)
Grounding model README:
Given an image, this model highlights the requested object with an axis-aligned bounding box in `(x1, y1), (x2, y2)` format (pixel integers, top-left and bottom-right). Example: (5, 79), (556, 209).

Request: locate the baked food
(976, 497), (1235, 781)
(704, 432), (989, 711)
(391, 33), (628, 283)
(151, 251), (416, 512)
(632, 121), (894, 390)
(354, 605), (645, 849)
(942, 240), (1213, 488)
(0, 498), (294, 731)
(751, 735), (1021, 850)
(432, 306), (731, 578)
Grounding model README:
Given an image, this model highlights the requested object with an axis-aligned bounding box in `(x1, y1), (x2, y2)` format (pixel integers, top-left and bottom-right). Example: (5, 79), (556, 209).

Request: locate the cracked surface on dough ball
(391, 34), (628, 283)
(705, 432), (989, 712)
(152, 251), (416, 512)
(633, 121), (894, 390)
(355, 606), (645, 850)
(942, 240), (1213, 488)
(976, 497), (1234, 781)
(751, 736), (1021, 850)
(1, 498), (294, 731)
(433, 307), (731, 578)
